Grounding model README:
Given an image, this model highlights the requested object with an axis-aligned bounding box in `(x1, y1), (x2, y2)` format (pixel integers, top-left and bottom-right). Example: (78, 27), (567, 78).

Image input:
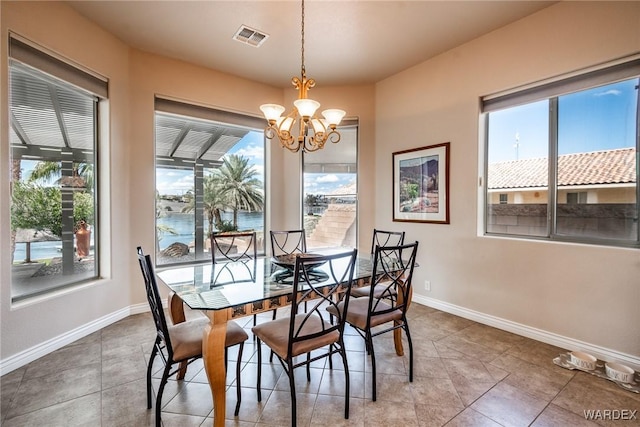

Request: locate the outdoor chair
(328, 241), (418, 401)
(136, 247), (248, 425)
(252, 249), (358, 427)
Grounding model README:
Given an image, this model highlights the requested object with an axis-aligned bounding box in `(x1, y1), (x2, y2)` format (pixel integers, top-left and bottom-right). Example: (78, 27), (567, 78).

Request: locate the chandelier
(259, 0), (346, 153)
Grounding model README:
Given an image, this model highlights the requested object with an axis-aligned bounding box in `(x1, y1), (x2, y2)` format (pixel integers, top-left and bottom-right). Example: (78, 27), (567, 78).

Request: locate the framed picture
(393, 142), (450, 224)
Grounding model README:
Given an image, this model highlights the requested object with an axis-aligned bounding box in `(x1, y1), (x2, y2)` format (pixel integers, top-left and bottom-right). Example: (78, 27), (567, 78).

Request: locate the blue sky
(304, 173), (355, 195)
(487, 79), (638, 163)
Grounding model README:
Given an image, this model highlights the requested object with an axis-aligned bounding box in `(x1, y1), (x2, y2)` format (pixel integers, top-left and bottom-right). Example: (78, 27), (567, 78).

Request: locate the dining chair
(350, 229), (406, 299)
(328, 241), (418, 401)
(269, 229), (311, 334)
(370, 229), (405, 254)
(210, 231), (257, 263)
(270, 229), (307, 257)
(211, 232), (262, 326)
(136, 247), (248, 425)
(252, 249), (358, 427)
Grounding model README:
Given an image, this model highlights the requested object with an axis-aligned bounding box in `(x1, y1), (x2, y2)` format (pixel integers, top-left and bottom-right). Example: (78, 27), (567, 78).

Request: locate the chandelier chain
(300, 0), (305, 78)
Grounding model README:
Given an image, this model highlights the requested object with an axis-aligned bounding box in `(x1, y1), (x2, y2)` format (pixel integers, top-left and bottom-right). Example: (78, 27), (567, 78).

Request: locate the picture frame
(393, 142), (450, 224)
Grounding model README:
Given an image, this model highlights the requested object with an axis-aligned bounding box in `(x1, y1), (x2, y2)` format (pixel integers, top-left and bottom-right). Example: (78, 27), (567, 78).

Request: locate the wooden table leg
(203, 310), (228, 427)
(393, 284), (413, 356)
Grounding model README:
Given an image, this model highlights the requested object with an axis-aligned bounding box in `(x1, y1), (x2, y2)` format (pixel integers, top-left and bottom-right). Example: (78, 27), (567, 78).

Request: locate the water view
(157, 211), (264, 250)
(12, 211), (264, 262)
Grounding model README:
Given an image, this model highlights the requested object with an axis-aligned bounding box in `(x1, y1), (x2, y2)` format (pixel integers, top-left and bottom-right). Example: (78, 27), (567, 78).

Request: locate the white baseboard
(0, 303), (151, 376)
(130, 302), (152, 315)
(4, 297), (638, 376)
(412, 295), (640, 372)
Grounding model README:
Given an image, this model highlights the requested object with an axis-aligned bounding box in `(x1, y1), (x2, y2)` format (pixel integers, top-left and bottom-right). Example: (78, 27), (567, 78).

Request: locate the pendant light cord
(301, 0), (306, 80)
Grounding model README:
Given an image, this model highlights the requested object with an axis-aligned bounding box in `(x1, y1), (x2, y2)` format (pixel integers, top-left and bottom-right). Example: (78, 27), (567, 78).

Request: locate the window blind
(482, 57), (640, 112)
(155, 98), (265, 130)
(9, 35), (108, 99)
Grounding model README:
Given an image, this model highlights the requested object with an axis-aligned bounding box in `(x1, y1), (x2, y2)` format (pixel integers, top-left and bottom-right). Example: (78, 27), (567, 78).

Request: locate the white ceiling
(65, 0), (556, 88)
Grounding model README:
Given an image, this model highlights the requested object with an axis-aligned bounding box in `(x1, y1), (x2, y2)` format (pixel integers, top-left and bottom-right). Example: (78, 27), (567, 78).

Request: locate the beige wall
(1, 1), (132, 361)
(376, 1), (640, 359)
(0, 1), (376, 363)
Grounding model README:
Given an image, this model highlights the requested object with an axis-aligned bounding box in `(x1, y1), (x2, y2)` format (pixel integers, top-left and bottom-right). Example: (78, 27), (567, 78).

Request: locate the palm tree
(179, 178), (233, 236)
(181, 178), (231, 236)
(28, 161), (94, 190)
(203, 177), (229, 235)
(156, 191), (177, 251)
(211, 154), (263, 229)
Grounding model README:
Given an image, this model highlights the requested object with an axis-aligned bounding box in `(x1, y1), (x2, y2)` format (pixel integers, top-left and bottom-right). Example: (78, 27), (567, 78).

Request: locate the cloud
(303, 174), (356, 195)
(157, 173), (194, 195)
(232, 143), (264, 160)
(317, 174), (339, 183)
(594, 89), (621, 97)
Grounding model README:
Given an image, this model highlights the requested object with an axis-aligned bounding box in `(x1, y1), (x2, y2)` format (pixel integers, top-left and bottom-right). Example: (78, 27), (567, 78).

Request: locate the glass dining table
(156, 248), (410, 427)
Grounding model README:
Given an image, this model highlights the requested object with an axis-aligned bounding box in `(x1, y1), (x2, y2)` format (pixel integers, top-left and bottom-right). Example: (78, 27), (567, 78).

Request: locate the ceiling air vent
(233, 25), (269, 48)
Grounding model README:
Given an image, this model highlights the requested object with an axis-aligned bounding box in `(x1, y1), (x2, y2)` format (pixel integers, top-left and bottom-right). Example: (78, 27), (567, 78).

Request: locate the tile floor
(1, 303), (639, 426)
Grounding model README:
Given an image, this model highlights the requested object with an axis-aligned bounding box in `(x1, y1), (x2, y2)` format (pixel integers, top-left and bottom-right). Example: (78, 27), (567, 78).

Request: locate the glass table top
(157, 249), (376, 311)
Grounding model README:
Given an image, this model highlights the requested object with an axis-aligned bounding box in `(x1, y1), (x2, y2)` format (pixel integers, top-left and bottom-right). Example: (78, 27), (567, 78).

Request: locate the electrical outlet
(424, 280), (431, 291)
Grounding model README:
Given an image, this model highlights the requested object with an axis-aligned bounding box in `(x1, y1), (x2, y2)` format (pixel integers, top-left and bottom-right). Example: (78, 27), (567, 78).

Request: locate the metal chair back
(270, 229), (307, 257)
(371, 229), (405, 254)
(287, 249), (358, 353)
(366, 241), (418, 328)
(210, 231), (257, 263)
(136, 246), (173, 359)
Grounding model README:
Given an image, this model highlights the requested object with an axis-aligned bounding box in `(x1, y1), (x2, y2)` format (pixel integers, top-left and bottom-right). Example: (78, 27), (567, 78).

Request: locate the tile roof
(488, 148), (637, 189)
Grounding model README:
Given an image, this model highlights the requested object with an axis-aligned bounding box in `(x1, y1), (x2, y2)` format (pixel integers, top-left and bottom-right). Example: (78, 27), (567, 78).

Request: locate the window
(483, 58), (639, 247)
(567, 192), (587, 205)
(302, 124), (358, 250)
(499, 194), (508, 204)
(9, 37), (106, 300)
(154, 99), (265, 266)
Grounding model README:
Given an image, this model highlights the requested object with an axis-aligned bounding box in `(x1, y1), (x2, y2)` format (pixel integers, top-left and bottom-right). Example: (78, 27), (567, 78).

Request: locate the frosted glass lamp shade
(293, 98), (320, 118)
(279, 117), (295, 133)
(322, 109), (346, 126)
(260, 104), (285, 121)
(311, 118), (326, 134)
